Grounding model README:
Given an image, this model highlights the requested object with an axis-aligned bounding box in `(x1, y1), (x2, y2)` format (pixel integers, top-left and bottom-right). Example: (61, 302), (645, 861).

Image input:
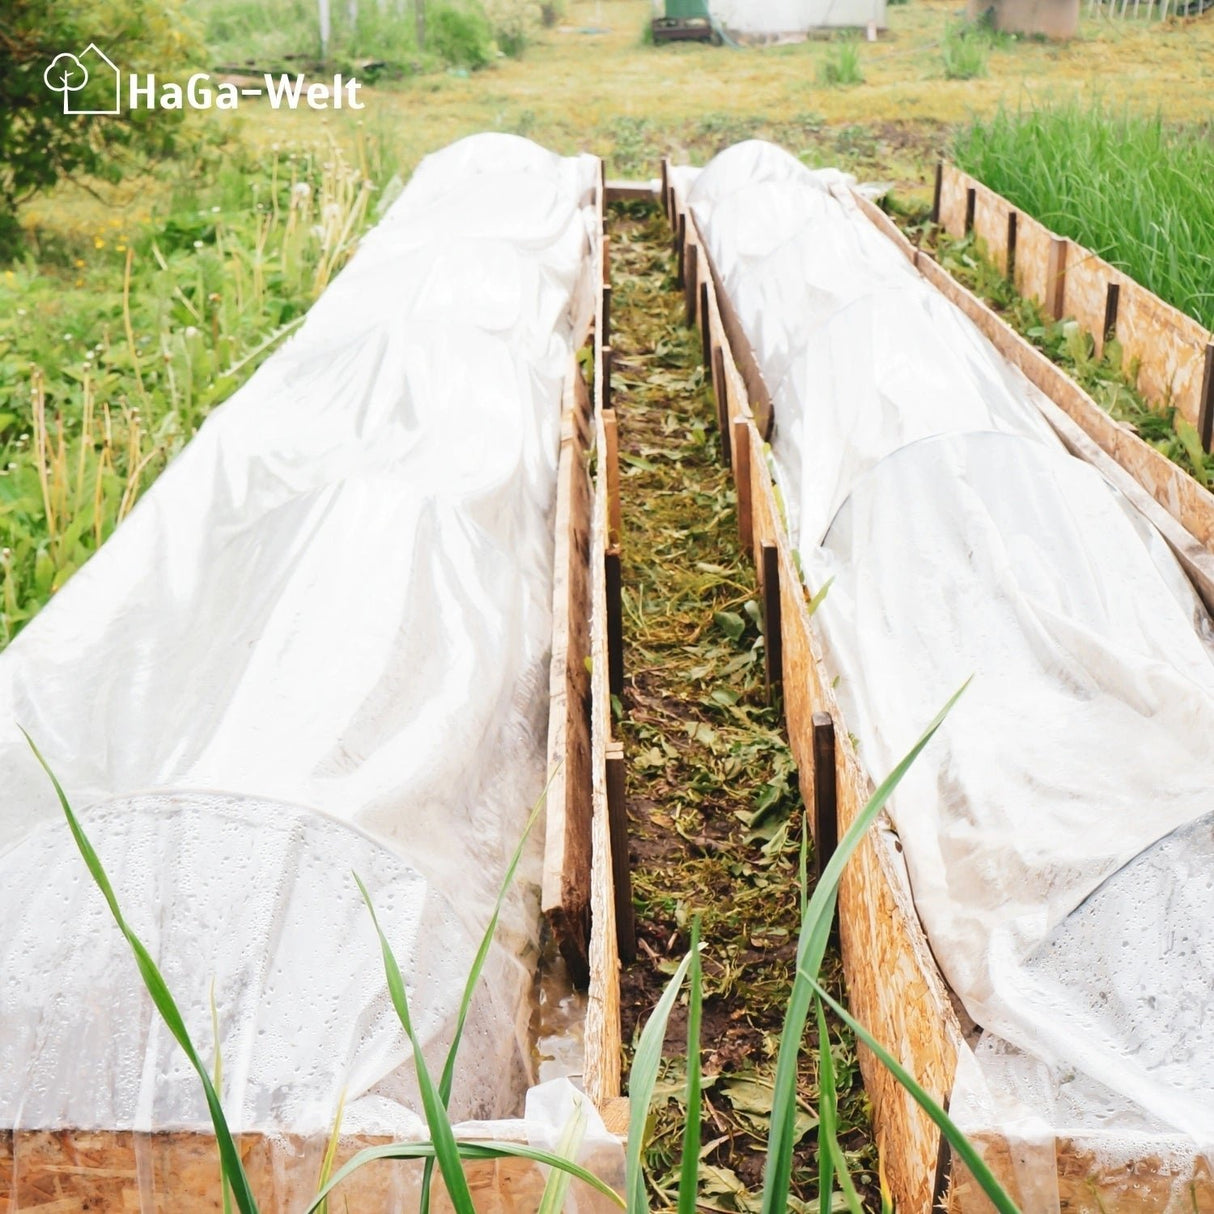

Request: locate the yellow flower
(74, 259), (85, 268)
(75, 278), (84, 287)
(93, 238), (105, 249)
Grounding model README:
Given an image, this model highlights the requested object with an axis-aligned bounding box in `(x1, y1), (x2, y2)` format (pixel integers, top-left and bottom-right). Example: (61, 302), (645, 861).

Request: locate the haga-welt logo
(44, 45), (364, 112)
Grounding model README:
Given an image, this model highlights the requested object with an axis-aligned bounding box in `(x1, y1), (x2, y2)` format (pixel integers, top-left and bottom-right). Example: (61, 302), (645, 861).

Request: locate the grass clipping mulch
(608, 204), (879, 1212)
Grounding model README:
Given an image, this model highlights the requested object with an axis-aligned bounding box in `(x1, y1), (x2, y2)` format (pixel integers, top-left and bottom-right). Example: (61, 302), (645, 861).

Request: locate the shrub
(428, 1), (495, 68)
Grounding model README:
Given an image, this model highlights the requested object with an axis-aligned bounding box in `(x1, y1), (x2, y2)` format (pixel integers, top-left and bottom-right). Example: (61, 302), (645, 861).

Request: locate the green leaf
(809, 980), (1020, 1214)
(627, 948), (696, 1214)
(815, 998), (862, 1214)
(676, 919), (702, 1214)
(714, 609), (746, 641)
(22, 729), (260, 1214)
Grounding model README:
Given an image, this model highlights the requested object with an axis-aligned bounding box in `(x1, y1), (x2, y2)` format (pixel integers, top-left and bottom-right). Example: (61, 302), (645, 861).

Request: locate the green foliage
(954, 101), (1214, 328)
(817, 35), (865, 87)
(429, 2), (496, 68)
(0, 0), (201, 256)
(0, 135), (382, 646)
(941, 20), (989, 79)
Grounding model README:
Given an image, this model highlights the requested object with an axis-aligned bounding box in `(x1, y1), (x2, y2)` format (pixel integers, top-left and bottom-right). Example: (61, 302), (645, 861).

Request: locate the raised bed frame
(664, 159), (1214, 1212)
(1, 166), (627, 1214)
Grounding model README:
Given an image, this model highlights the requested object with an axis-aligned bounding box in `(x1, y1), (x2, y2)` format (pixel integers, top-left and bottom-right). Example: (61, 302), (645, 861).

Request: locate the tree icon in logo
(44, 54), (88, 109)
(43, 45), (121, 115)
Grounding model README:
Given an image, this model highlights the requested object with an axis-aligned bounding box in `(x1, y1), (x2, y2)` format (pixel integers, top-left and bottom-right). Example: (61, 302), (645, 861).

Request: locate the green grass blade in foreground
(676, 918), (703, 1214)
(23, 729), (260, 1214)
(315, 1088), (346, 1214)
(211, 980), (234, 1214)
(354, 874), (477, 1214)
(814, 996), (861, 1214)
(536, 1093), (589, 1214)
(809, 980), (1020, 1214)
(759, 681), (969, 1214)
(420, 767), (559, 1214)
(627, 948), (696, 1214)
(305, 1140), (625, 1213)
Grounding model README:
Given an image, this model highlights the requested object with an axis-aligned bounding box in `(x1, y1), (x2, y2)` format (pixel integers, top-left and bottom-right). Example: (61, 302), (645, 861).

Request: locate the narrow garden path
(607, 203), (880, 1211)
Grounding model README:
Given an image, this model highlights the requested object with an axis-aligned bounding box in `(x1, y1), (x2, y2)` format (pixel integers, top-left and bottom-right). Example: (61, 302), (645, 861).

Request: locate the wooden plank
(605, 180), (658, 204)
(603, 408), (621, 548)
(542, 361), (596, 987)
(0, 1126), (626, 1213)
(605, 740), (636, 964)
(584, 166), (623, 1108)
(1045, 235), (1068, 321)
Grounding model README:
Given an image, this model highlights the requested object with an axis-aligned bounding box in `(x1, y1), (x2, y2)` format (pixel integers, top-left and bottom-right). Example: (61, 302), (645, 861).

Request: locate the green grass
(940, 20), (990, 79)
(954, 102), (1214, 328)
(817, 36), (865, 87)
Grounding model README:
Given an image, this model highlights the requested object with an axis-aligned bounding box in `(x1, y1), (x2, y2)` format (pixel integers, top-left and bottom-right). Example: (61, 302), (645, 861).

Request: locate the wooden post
(733, 416), (752, 557)
(685, 243), (698, 328)
(699, 280), (711, 368)
(761, 540), (782, 704)
(712, 345), (731, 469)
(660, 157), (671, 222)
(930, 160), (943, 225)
(1006, 210), (1018, 280)
(1047, 236), (1068, 321)
(601, 344), (613, 413)
(605, 741), (636, 965)
(963, 186), (976, 236)
(603, 408), (621, 548)
(1102, 281), (1121, 347)
(811, 712), (837, 881)
(675, 212), (686, 288)
(1200, 343), (1214, 454)
(605, 547), (624, 700)
(601, 284), (612, 348)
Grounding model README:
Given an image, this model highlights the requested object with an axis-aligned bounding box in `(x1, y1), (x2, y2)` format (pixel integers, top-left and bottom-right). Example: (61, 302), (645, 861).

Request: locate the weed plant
(817, 36), (865, 87)
(955, 102), (1214, 328)
(941, 21), (989, 79)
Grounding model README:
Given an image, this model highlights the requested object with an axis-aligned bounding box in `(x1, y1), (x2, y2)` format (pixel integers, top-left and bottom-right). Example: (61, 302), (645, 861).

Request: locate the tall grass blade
(23, 729), (260, 1214)
(809, 979), (1021, 1214)
(676, 918), (703, 1214)
(304, 1139), (625, 1213)
(760, 682), (969, 1214)
(627, 949), (696, 1214)
(420, 765), (559, 1214)
(814, 997), (862, 1214)
(536, 1096), (589, 1214)
(354, 874), (477, 1214)
(211, 980), (234, 1214)
(315, 1088), (347, 1214)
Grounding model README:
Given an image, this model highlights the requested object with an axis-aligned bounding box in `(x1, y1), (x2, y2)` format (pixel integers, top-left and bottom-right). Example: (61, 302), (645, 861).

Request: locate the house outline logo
(43, 44), (121, 115)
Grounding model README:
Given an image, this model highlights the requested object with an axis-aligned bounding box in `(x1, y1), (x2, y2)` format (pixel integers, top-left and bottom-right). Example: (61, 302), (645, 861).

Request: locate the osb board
(542, 358), (596, 981)
(674, 176), (963, 1214)
(940, 163), (1213, 427)
(583, 172), (623, 1109)
(910, 245), (1214, 560)
(0, 1127), (623, 1214)
(949, 1133), (1214, 1213)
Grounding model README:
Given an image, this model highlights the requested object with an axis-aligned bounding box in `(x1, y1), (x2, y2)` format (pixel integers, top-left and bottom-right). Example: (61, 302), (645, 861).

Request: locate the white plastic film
(0, 134), (600, 1142)
(689, 140), (1214, 1192)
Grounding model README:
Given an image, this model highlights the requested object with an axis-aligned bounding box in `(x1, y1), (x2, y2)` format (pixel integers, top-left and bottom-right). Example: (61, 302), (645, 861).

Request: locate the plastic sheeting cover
(707, 0), (887, 35)
(0, 133), (600, 1139)
(689, 141), (1214, 1178)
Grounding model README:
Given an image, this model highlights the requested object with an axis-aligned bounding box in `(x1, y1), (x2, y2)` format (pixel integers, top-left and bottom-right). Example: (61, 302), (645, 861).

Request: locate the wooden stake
(733, 416), (752, 557)
(605, 547), (624, 699)
(811, 712), (837, 881)
(660, 158), (670, 221)
(675, 212), (686, 288)
(712, 344), (732, 469)
(761, 540), (782, 704)
(1047, 236), (1068, 320)
(930, 160), (943, 225)
(601, 284), (612, 348)
(699, 280), (711, 368)
(603, 408), (621, 548)
(1006, 210), (1018, 280)
(685, 243), (698, 328)
(605, 741), (636, 965)
(963, 186), (976, 236)
(601, 344), (613, 413)
(1200, 343), (1214, 454)
(1102, 281), (1121, 347)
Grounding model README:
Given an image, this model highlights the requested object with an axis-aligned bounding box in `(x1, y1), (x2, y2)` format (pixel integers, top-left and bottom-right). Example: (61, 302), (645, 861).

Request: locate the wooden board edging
(937, 163), (1214, 439)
